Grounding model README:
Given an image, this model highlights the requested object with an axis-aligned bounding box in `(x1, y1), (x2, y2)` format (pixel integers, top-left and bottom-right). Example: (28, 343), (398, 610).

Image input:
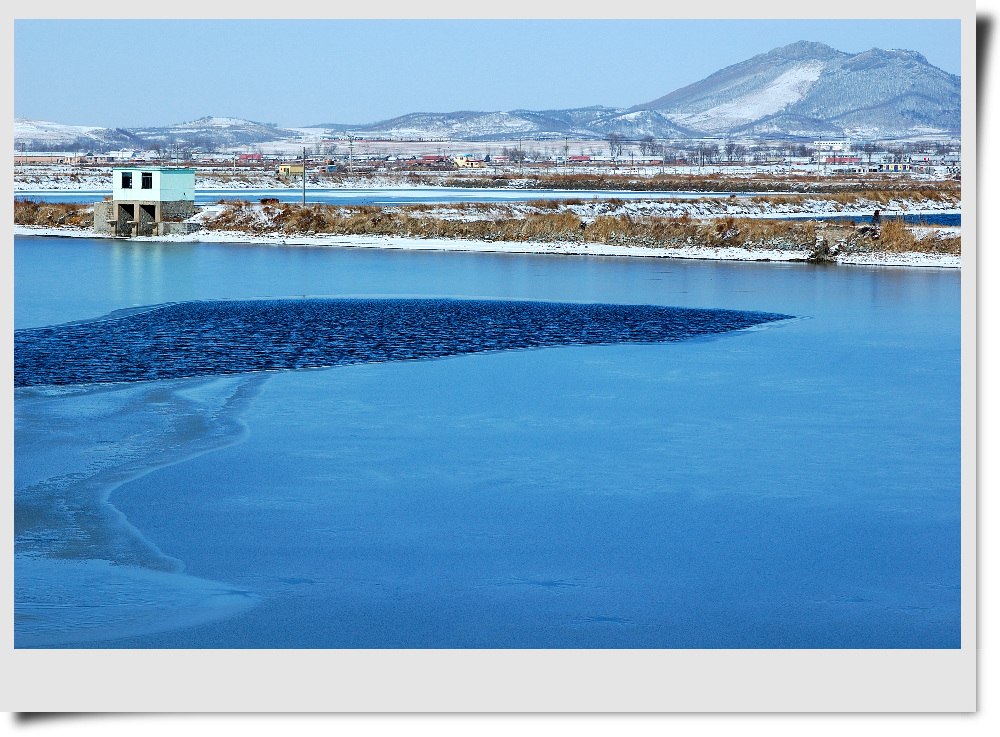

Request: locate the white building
(112, 166), (195, 203)
(95, 166), (198, 237)
(812, 140), (853, 153)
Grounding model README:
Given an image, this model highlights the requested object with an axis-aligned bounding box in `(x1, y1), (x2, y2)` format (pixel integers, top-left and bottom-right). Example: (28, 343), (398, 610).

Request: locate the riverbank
(14, 223), (961, 268)
(14, 179), (962, 271)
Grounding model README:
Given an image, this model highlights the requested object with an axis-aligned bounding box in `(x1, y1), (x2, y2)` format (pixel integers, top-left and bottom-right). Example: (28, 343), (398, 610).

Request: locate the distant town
(14, 135), (962, 181)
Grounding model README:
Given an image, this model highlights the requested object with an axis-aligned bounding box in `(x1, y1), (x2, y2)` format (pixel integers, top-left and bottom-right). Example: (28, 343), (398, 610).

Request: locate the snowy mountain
(15, 116), (302, 153)
(632, 41), (960, 138)
(310, 106), (694, 141)
(15, 42), (960, 150)
(316, 41), (957, 141)
(126, 116), (301, 148)
(14, 118), (146, 151)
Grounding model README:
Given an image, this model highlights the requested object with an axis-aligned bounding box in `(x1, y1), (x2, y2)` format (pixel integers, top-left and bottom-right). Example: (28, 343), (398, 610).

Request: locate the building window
(141, 172), (153, 189)
(121, 172), (132, 189)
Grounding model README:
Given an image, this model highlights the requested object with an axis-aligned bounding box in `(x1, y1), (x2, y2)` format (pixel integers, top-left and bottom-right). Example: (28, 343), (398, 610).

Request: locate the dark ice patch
(15, 298), (791, 387)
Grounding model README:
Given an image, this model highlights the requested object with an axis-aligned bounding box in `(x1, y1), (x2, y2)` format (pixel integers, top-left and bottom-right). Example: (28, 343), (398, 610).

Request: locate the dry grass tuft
(14, 200), (93, 228)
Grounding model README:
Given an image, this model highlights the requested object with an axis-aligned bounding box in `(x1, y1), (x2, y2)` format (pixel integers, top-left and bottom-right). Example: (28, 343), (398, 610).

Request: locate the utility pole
(302, 146), (306, 206)
(348, 136), (354, 175)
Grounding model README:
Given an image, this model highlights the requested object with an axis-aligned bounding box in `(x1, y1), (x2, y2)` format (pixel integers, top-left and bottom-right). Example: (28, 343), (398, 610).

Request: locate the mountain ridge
(15, 41), (959, 151)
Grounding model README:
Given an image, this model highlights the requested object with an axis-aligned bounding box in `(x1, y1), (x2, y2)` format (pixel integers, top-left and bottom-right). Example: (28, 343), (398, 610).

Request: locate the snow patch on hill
(669, 62), (825, 132)
(15, 118), (108, 146)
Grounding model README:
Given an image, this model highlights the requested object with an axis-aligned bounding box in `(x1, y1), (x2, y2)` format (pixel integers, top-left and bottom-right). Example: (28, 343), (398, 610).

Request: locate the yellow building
(453, 155), (485, 169)
(878, 162), (913, 173)
(278, 163), (305, 178)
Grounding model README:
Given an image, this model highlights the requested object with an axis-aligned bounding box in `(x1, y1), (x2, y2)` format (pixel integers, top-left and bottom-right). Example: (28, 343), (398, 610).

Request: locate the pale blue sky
(14, 19), (962, 128)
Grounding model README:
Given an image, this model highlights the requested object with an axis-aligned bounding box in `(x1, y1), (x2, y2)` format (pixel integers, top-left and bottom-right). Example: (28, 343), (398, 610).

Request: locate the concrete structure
(94, 166), (197, 237)
(14, 153), (85, 165)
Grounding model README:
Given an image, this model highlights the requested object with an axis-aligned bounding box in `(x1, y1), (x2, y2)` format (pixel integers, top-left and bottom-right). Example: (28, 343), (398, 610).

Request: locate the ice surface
(15, 298), (789, 387)
(14, 236), (961, 648)
(14, 373), (264, 646)
(15, 557), (256, 648)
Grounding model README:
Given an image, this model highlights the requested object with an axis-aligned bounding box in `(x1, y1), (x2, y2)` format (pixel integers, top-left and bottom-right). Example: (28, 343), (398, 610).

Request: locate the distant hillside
(128, 116), (302, 148)
(15, 116), (301, 153)
(15, 41), (960, 150)
(309, 106), (696, 141)
(631, 41), (960, 138)
(15, 118), (146, 152)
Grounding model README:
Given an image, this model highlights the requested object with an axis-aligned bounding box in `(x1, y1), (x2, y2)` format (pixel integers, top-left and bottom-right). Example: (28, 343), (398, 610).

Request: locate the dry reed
(14, 200), (93, 228)
(197, 201), (958, 255)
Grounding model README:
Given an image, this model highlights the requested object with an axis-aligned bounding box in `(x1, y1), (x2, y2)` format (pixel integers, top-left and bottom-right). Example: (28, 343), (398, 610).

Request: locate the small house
(14, 153), (85, 165)
(418, 155), (451, 168)
(94, 166), (198, 237)
(453, 155), (485, 169)
(878, 162), (913, 174)
(823, 156), (862, 165)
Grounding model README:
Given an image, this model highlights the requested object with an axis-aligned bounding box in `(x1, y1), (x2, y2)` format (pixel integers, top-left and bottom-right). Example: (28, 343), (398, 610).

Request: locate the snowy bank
(14, 224), (961, 269)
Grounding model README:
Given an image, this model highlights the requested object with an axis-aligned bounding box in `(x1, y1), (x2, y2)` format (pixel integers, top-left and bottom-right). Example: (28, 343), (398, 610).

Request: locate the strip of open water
(15, 187), (960, 225)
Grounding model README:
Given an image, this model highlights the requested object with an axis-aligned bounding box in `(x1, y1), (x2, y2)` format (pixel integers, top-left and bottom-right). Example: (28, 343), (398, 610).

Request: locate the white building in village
(812, 139), (853, 153)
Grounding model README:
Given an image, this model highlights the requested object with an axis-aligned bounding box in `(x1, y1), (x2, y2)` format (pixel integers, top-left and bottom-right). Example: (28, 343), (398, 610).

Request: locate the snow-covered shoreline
(14, 181), (961, 226)
(14, 224), (961, 269)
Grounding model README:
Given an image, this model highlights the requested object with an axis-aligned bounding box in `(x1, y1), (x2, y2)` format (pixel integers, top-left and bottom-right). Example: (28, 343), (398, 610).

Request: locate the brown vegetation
(201, 201), (959, 256)
(14, 200), (93, 228)
(14, 196), (958, 258)
(864, 219), (959, 255)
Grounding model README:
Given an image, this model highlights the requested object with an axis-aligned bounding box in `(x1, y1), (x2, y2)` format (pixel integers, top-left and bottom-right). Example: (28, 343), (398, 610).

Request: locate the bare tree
(606, 133), (625, 162)
(503, 146), (526, 164)
(696, 142), (719, 165)
(639, 135), (656, 156)
(860, 141), (878, 167)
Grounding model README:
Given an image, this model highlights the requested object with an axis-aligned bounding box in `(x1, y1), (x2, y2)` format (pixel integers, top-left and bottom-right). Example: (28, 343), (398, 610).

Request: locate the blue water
(774, 212), (961, 226)
(13, 235), (961, 649)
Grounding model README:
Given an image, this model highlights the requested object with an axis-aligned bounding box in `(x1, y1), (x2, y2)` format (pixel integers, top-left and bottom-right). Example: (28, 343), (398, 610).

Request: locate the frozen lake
(13, 235), (961, 648)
